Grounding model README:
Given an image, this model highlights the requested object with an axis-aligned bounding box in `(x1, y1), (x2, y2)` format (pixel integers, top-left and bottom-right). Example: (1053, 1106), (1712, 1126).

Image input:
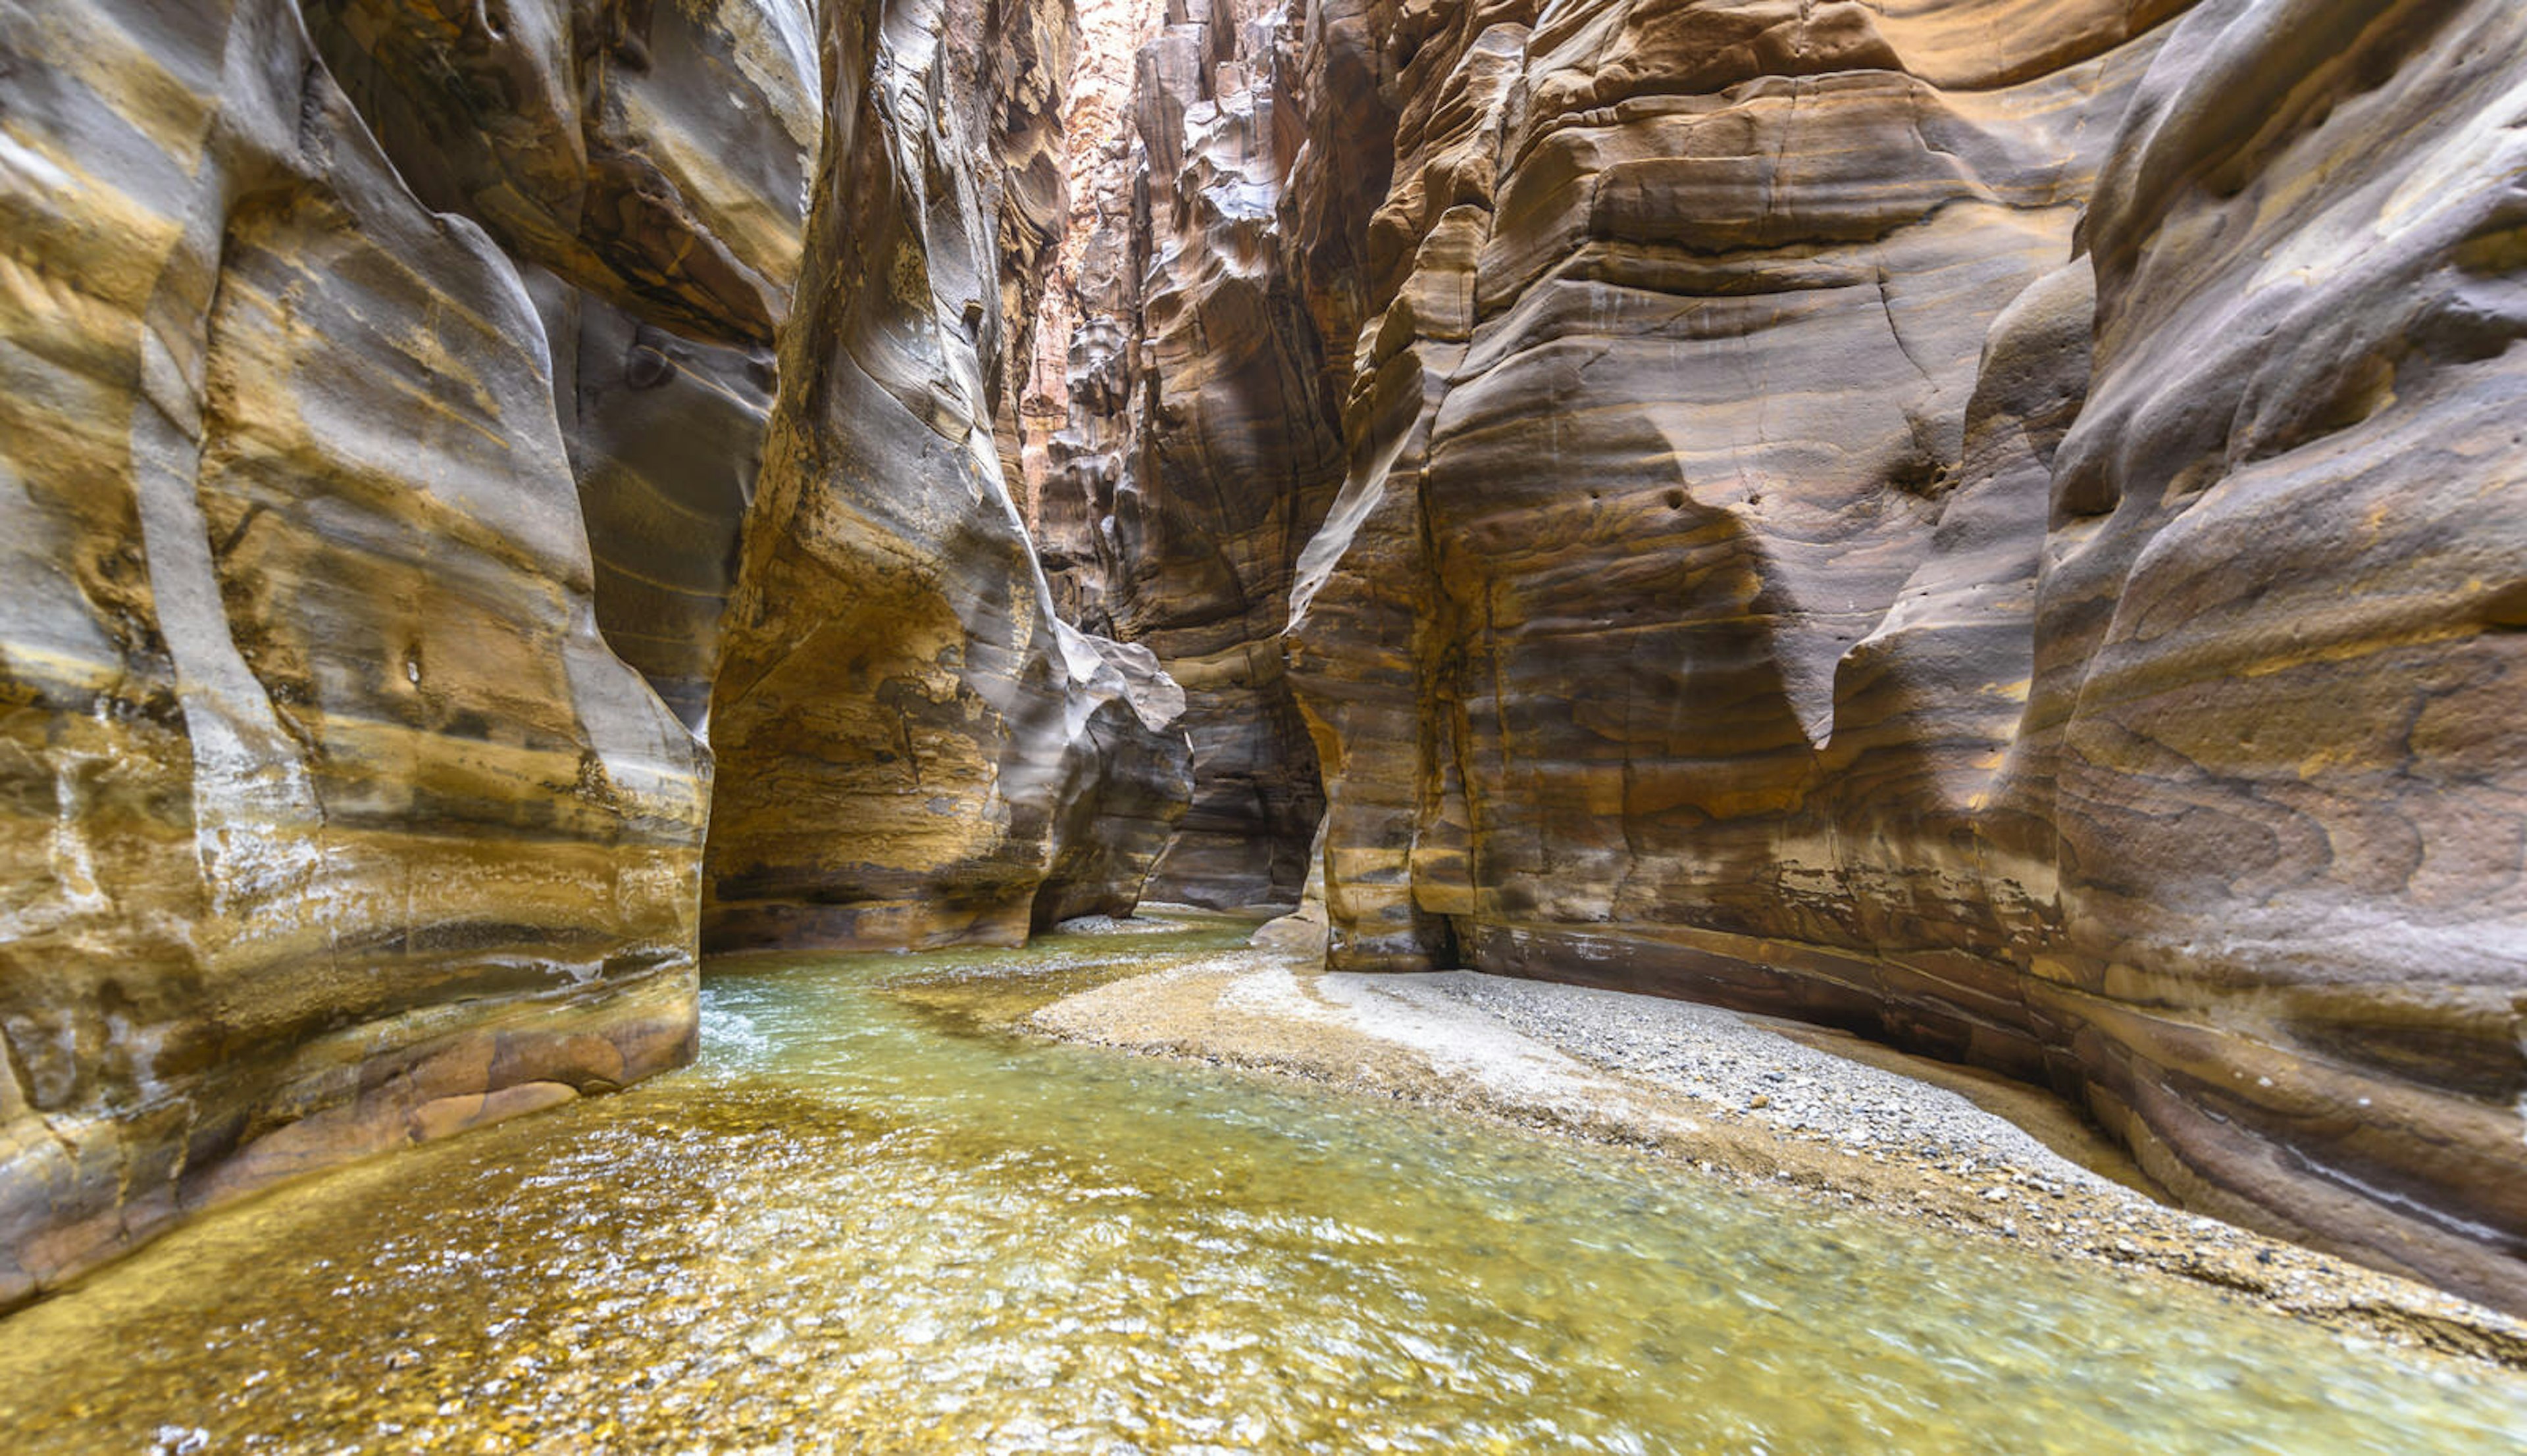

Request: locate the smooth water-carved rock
(1291, 0), (2170, 977)
(2015, 0), (2527, 1314)
(1029, 0), (1340, 909)
(701, 0), (1192, 954)
(301, 0), (823, 347)
(0, 0), (1186, 1311)
(303, 0), (824, 721)
(0, 0), (709, 1309)
(544, 282), (779, 732)
(1054, 0), (2527, 1310)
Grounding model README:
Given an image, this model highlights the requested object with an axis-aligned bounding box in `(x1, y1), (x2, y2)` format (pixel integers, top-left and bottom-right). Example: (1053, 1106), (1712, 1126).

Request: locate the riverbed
(5, 915), (2522, 1453)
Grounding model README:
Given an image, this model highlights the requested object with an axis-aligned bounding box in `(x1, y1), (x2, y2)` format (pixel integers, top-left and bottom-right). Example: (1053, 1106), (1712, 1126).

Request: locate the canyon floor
(1036, 915), (2527, 1370)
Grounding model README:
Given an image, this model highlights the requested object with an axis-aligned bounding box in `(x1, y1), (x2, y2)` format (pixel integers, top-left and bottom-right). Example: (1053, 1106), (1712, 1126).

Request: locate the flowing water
(5, 916), (2524, 1454)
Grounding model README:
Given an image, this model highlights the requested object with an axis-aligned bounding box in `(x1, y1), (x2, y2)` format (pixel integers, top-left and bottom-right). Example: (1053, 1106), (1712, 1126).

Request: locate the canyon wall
(1029, 0), (1341, 907)
(699, 0), (1194, 953)
(1052, 0), (2527, 1311)
(0, 0), (756, 1307)
(0, 0), (1187, 1307)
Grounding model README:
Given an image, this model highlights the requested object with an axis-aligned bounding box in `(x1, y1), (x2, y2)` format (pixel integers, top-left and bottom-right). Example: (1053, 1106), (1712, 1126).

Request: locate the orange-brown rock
(2015, 0), (2527, 1313)
(0, 0), (1185, 1313)
(298, 0), (825, 726)
(0, 0), (714, 1309)
(1031, 0), (1346, 907)
(700, 0), (1193, 954)
(301, 0), (823, 347)
(1065, 0), (2527, 1311)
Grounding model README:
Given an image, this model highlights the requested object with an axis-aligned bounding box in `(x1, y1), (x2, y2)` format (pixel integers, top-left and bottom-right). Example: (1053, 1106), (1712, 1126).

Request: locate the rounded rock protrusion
(625, 342), (675, 390)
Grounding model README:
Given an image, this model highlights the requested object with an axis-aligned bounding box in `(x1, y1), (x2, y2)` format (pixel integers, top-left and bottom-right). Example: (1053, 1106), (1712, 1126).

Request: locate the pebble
(1414, 972), (2124, 1199)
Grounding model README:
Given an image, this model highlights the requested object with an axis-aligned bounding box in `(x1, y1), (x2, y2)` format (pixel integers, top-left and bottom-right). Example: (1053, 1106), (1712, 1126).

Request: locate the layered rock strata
(1030, 0), (1340, 907)
(1287, 0), (2527, 1311)
(0, 0), (732, 1307)
(2020, 0), (2527, 1311)
(1, 0), (1188, 1308)
(699, 0), (1193, 953)
(1053, 0), (2527, 1310)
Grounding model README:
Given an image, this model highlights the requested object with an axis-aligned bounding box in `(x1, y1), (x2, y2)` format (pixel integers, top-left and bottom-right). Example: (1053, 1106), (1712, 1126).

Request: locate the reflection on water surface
(4, 916), (2521, 1453)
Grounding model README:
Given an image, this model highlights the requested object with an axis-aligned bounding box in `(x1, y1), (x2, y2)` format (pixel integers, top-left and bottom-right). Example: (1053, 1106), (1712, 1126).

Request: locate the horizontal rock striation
(1029, 0), (1343, 909)
(700, 0), (1193, 955)
(2020, 0), (2527, 1314)
(1052, 0), (2527, 1310)
(1, 0), (1187, 1308)
(0, 0), (723, 1308)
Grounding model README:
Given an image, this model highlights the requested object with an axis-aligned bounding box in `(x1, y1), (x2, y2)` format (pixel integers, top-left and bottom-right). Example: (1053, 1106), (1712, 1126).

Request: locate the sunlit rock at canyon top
(4, 0), (2527, 1440)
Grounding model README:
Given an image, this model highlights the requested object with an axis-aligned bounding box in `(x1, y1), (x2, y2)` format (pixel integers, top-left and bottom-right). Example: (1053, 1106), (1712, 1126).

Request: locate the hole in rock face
(1889, 451), (1947, 496)
(1664, 488), (1687, 510)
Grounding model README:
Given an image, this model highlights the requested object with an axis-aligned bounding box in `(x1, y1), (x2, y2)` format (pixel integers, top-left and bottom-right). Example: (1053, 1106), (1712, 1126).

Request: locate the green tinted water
(4, 916), (2522, 1453)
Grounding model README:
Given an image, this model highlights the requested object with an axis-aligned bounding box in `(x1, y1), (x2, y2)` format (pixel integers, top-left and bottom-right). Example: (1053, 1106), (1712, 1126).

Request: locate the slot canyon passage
(6, 0), (2527, 1446)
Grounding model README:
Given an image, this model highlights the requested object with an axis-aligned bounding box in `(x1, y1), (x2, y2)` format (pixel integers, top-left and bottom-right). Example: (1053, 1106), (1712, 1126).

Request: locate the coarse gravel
(1386, 970), (2124, 1195)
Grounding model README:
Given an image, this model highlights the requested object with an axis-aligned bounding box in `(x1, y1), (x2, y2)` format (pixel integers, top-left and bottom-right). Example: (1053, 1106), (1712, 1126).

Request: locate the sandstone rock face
(1290, 0), (2178, 978)
(0, 0), (726, 1307)
(1024, 0), (1163, 626)
(1, 0), (1187, 1309)
(1052, 0), (2527, 1309)
(1028, 0), (1341, 908)
(544, 285), (780, 732)
(2022, 0), (2527, 1312)
(301, 0), (823, 349)
(700, 0), (1194, 955)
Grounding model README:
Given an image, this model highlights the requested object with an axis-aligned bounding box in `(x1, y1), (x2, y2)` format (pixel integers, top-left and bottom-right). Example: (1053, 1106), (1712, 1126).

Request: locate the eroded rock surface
(1054, 0), (2527, 1311)
(1, 0), (1187, 1307)
(700, 0), (1193, 954)
(1030, 0), (1340, 908)
(0, 0), (723, 1308)
(2018, 0), (2527, 1313)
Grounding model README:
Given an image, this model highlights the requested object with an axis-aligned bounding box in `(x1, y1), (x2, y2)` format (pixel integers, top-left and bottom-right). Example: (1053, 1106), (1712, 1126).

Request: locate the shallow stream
(5, 916), (2523, 1453)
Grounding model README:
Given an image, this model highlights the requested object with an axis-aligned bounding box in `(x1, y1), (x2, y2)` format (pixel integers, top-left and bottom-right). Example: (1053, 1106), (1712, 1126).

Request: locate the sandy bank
(1031, 930), (2527, 1369)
